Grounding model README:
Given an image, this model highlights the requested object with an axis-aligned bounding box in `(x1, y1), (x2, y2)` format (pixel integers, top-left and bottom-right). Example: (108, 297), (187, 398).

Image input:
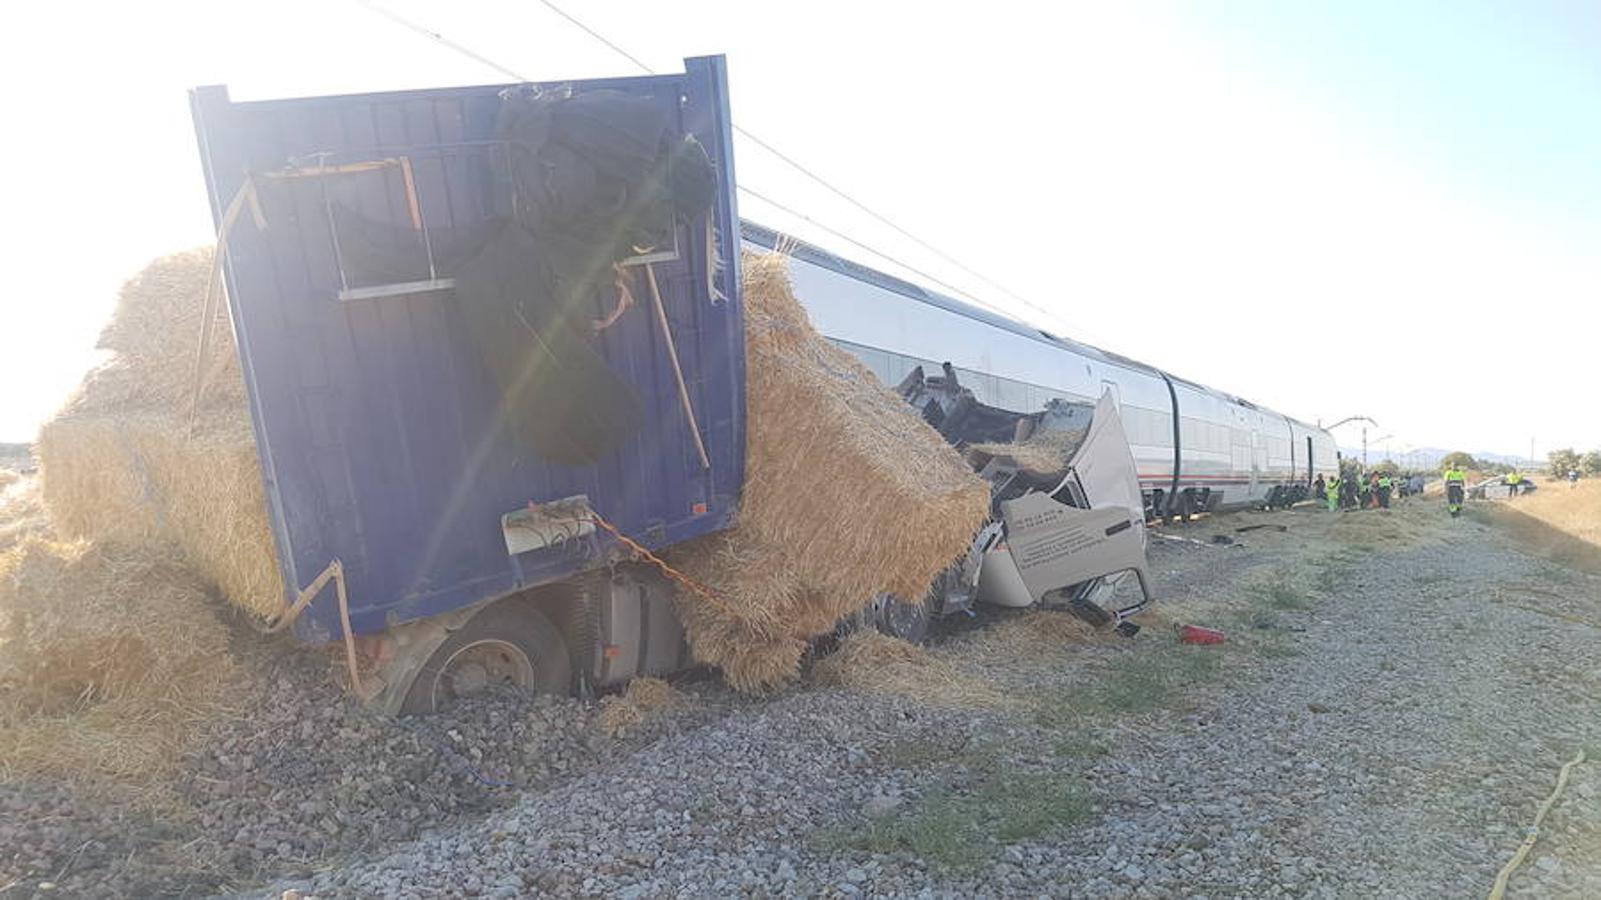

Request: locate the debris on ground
(1175, 623), (1227, 645)
(670, 252), (990, 692)
(598, 677), (684, 737)
(812, 631), (1004, 708)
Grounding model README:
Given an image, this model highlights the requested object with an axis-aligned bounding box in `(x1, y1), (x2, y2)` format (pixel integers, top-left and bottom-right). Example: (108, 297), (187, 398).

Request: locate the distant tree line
(1546, 447), (1601, 479)
(1434, 451), (1524, 476)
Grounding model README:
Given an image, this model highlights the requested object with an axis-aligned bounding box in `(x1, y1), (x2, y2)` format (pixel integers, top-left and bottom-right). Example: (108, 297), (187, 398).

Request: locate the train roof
(739, 221), (1327, 435)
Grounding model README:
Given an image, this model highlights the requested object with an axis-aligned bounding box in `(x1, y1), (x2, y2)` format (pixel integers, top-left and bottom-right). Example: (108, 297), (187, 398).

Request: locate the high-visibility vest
(1445, 469), (1465, 483)
(1379, 477), (1391, 488)
(1508, 473), (1522, 484)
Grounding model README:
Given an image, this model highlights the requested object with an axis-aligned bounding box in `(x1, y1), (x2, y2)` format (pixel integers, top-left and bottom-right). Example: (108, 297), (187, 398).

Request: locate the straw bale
(671, 252), (991, 692)
(38, 405), (283, 620)
(597, 676), (682, 737)
(92, 248), (245, 409)
(0, 537), (236, 787)
(0, 478), (50, 553)
(36, 251), (283, 621)
(813, 631), (1003, 708)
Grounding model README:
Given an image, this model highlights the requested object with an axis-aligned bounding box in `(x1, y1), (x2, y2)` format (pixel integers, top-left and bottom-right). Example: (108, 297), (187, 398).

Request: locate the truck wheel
(872, 593), (932, 645)
(401, 602), (572, 715)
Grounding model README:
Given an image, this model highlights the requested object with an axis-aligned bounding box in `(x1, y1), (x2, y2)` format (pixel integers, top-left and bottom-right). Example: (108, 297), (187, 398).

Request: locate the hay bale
(968, 428), (1086, 477)
(0, 478), (51, 553)
(36, 251), (283, 620)
(38, 405), (282, 620)
(813, 632), (1003, 707)
(92, 248), (245, 409)
(597, 676), (682, 737)
(0, 537), (236, 788)
(671, 252), (991, 692)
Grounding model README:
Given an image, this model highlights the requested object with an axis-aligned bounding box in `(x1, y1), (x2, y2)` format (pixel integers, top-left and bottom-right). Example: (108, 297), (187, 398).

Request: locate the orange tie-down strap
(586, 511), (738, 618)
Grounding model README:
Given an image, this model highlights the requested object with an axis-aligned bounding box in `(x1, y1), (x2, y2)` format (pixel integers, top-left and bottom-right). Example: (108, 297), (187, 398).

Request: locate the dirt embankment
(1472, 478), (1601, 575)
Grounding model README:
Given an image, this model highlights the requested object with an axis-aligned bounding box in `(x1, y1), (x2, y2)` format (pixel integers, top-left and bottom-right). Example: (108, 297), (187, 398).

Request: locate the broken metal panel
(896, 370), (1157, 623)
(1068, 392), (1148, 549)
(997, 492), (1151, 610)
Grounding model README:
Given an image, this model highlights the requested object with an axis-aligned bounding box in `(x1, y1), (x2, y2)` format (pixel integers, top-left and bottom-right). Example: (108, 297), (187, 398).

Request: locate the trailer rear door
(189, 57), (744, 641)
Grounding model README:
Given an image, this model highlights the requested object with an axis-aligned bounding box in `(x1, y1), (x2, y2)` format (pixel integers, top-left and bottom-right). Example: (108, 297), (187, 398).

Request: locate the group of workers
(1312, 469), (1424, 512)
(1307, 462), (1541, 519)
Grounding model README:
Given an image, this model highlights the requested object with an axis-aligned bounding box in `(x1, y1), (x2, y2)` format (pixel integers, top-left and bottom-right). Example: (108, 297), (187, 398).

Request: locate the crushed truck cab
(897, 367), (1154, 630)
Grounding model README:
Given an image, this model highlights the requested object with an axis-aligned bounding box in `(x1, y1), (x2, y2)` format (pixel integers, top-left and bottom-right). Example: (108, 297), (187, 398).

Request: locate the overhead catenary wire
(359, 0), (528, 82)
(357, 0), (1093, 340)
(526, 0), (1096, 338)
(527, 0), (1083, 334)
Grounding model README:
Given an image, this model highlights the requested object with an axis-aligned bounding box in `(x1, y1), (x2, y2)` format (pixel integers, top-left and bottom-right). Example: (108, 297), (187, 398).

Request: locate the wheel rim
(430, 639), (535, 710)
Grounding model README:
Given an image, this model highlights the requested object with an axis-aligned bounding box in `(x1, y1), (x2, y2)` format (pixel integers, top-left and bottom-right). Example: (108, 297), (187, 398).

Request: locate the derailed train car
(742, 223), (1339, 520)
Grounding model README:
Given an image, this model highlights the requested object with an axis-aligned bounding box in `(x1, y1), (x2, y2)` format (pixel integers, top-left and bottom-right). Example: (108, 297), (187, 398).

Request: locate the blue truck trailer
(191, 56), (745, 713)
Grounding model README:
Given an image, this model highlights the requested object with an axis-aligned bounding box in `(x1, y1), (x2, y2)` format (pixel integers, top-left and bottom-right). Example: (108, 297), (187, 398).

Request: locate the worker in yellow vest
(1506, 470), (1524, 497)
(1444, 463), (1467, 517)
(1325, 475), (1340, 511)
(1377, 473), (1393, 508)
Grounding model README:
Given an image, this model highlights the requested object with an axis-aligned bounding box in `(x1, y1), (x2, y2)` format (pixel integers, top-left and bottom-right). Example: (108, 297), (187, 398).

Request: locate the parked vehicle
(1469, 476), (1537, 500)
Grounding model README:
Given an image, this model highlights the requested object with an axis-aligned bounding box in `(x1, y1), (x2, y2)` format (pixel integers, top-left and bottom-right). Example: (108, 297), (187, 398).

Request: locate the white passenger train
(743, 222), (1338, 518)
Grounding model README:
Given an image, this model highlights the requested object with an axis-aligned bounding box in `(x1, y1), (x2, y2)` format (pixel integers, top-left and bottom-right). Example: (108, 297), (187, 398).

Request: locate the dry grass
(0, 470), (15, 489)
(1326, 503), (1443, 551)
(1482, 480), (1601, 575)
(963, 610), (1097, 656)
(0, 537), (237, 797)
(671, 252), (991, 692)
(597, 676), (683, 737)
(812, 632), (1004, 708)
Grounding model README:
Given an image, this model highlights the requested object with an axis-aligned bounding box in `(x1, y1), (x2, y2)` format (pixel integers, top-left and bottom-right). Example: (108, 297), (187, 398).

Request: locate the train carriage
(742, 222), (1337, 516)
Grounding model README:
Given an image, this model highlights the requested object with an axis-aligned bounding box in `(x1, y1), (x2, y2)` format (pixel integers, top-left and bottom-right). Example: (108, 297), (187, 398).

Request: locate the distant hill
(1338, 446), (1540, 469)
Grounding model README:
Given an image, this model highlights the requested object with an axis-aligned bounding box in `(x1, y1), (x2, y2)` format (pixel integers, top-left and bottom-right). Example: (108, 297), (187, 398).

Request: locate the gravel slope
(4, 498), (1597, 898)
(274, 502), (1601, 898)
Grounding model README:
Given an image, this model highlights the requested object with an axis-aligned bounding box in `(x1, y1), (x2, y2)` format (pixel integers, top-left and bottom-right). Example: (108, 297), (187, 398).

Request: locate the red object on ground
(1177, 624), (1227, 645)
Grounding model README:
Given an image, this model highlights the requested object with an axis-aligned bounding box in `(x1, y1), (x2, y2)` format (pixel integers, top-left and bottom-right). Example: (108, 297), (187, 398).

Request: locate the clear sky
(2, 0), (1596, 460)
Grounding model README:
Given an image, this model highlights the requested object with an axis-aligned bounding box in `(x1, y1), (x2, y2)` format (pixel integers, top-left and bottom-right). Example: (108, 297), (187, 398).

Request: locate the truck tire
(873, 593), (932, 645)
(401, 601), (572, 715)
